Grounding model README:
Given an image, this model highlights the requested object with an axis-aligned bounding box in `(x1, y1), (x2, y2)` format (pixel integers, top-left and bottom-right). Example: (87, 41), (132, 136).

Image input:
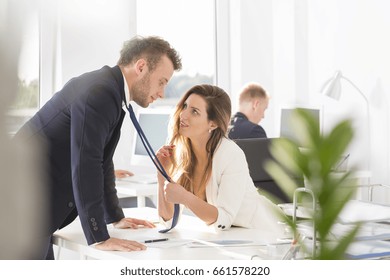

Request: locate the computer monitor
(279, 105), (322, 146)
(130, 107), (172, 167)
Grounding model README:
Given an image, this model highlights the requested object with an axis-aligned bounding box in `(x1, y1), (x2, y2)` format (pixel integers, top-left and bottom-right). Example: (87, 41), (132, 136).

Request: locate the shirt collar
(122, 72), (130, 107)
(235, 112), (248, 120)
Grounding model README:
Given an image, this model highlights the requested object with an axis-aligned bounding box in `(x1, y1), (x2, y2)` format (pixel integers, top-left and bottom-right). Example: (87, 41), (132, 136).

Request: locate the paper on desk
(295, 220), (390, 242)
(338, 200), (390, 224)
(144, 239), (193, 248)
(354, 222), (390, 241)
(186, 240), (262, 248)
(345, 240), (390, 259)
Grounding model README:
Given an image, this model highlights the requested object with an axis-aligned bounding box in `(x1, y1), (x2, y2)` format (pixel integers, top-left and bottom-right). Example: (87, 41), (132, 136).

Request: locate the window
(136, 0), (216, 105)
(6, 11), (40, 135)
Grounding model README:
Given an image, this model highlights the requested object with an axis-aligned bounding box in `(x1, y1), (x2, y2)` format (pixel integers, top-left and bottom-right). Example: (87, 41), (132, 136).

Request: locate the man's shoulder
(229, 121), (267, 139)
(68, 66), (123, 94)
(229, 116), (257, 138)
(73, 65), (120, 82)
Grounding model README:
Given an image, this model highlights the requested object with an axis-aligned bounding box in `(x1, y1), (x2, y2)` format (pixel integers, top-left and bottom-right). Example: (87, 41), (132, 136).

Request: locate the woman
(156, 84), (286, 236)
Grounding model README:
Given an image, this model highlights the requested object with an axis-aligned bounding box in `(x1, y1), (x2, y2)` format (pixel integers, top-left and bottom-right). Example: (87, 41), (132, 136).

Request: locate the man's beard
(131, 73), (151, 108)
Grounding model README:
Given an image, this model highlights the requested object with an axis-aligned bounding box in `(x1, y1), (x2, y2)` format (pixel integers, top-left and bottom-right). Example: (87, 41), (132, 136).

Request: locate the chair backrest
(234, 138), (275, 182)
(233, 137), (303, 203)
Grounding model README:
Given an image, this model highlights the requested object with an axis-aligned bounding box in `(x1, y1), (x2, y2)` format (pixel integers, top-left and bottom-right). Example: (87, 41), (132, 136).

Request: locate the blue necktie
(125, 103), (179, 233)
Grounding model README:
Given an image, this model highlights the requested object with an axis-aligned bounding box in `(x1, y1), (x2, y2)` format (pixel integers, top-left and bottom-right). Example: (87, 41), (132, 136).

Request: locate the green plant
(265, 108), (361, 259)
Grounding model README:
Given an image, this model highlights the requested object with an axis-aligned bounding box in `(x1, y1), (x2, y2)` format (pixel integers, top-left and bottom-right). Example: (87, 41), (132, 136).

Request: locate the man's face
(253, 97), (269, 124)
(131, 55), (174, 108)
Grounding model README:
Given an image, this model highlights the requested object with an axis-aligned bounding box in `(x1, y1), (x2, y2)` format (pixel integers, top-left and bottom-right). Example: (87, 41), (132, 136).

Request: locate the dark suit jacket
(15, 65), (126, 245)
(228, 112), (267, 139)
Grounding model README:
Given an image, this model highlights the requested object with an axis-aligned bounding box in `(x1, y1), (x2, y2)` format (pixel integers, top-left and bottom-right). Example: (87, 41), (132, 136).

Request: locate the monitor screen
(280, 106), (321, 145)
(130, 107), (172, 166)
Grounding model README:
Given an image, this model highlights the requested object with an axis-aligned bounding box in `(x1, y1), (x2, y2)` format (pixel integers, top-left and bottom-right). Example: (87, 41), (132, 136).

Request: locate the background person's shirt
(228, 112), (267, 139)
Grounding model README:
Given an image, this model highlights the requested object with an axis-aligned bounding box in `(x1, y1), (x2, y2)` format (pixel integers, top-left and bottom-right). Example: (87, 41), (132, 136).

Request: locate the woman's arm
(156, 145), (175, 221)
(164, 182), (218, 225)
(158, 180), (174, 221)
(210, 141), (251, 230)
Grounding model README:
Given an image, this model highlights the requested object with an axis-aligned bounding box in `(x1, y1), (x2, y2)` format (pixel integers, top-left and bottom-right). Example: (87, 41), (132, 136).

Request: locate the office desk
(115, 181), (157, 207)
(52, 207), (288, 260)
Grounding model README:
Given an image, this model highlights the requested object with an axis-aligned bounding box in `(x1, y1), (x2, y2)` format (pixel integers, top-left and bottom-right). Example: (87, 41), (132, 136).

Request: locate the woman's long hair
(168, 84), (231, 196)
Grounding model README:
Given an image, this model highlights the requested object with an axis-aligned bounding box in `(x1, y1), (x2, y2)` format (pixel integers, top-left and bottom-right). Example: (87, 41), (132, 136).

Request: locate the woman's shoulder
(215, 137), (245, 158)
(212, 138), (250, 173)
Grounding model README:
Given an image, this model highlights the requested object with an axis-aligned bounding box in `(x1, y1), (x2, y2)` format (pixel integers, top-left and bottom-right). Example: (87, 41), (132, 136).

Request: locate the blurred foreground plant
(265, 108), (361, 259)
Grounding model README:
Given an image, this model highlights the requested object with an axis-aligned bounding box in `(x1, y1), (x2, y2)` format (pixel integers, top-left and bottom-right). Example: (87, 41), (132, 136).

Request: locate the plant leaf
(264, 108), (358, 260)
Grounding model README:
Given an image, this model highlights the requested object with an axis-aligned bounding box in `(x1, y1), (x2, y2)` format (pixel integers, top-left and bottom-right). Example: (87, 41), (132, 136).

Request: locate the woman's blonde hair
(168, 84), (231, 196)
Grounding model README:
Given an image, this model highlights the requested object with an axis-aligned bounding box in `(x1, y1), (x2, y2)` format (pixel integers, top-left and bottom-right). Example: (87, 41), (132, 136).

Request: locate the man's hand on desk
(115, 169), (134, 178)
(95, 237), (146, 252)
(113, 217), (156, 229)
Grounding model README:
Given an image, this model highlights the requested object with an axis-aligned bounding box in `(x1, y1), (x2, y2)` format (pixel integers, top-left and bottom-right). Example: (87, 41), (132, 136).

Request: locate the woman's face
(179, 93), (214, 141)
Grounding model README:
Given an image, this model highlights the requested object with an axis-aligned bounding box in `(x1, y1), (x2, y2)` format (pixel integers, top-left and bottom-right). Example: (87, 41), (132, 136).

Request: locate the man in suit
(228, 83), (269, 139)
(14, 36), (182, 259)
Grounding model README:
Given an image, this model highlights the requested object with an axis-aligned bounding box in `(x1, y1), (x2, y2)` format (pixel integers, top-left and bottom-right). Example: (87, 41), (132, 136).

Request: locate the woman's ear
(209, 121), (218, 132)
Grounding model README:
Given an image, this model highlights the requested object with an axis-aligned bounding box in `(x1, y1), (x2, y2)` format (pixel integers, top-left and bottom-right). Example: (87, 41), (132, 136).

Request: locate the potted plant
(265, 108), (361, 259)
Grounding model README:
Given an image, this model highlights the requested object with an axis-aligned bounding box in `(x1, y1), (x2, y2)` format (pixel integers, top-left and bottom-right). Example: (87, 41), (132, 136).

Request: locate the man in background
(228, 83), (270, 139)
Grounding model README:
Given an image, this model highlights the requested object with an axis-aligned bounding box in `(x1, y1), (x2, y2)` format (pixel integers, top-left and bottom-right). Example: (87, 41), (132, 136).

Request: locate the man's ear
(135, 59), (147, 75)
(252, 99), (260, 110)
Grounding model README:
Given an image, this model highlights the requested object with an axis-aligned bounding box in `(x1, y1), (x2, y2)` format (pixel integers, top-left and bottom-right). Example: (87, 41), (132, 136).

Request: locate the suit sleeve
(70, 85), (124, 245)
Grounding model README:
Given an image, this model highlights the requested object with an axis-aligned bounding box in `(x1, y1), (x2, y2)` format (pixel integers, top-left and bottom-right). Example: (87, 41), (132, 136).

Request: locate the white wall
(41, 0), (137, 93)
(306, 0), (390, 192)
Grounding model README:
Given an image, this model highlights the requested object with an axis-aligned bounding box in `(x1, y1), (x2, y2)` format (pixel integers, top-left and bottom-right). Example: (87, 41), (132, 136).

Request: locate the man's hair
(117, 35), (182, 72)
(239, 83), (268, 104)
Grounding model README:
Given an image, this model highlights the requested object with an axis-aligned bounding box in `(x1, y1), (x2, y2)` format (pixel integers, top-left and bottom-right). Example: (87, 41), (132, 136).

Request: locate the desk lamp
(320, 70), (371, 174)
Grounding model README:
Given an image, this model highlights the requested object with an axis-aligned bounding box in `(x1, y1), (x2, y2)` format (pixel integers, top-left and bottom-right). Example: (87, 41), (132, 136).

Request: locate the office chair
(234, 137), (303, 204)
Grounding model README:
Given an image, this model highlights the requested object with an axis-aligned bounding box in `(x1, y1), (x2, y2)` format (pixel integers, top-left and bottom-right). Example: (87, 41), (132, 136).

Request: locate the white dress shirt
(122, 72), (130, 107)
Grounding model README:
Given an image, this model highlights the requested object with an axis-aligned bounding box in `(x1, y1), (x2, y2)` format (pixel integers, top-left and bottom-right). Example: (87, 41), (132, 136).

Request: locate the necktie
(125, 103), (180, 233)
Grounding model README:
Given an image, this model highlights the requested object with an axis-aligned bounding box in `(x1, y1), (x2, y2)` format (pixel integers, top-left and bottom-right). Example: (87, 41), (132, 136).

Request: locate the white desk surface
(53, 207), (288, 260)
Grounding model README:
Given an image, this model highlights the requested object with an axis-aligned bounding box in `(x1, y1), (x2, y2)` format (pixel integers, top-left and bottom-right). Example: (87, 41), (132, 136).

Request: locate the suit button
(92, 222), (97, 226)
(93, 227), (98, 231)
(91, 218), (96, 222)
(67, 202), (74, 208)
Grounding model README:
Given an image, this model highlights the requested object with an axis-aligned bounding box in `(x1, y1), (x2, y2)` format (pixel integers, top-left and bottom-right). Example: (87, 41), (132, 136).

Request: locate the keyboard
(117, 174), (157, 184)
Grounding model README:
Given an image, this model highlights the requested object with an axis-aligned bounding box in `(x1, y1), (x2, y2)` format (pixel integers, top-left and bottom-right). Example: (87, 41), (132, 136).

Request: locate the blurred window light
(136, 0), (216, 105)
(6, 11), (40, 136)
